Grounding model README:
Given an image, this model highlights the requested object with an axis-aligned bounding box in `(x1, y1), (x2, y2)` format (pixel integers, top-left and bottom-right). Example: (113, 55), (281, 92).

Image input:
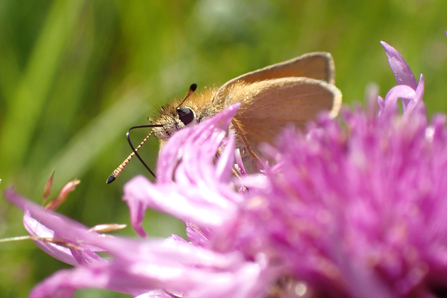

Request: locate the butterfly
(107, 52), (342, 183)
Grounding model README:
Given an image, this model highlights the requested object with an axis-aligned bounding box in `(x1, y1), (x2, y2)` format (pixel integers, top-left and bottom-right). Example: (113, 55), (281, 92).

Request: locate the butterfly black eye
(177, 107), (195, 125)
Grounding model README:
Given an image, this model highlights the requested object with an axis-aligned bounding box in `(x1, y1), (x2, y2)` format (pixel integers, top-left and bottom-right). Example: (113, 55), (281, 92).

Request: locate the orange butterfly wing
(213, 52), (342, 147)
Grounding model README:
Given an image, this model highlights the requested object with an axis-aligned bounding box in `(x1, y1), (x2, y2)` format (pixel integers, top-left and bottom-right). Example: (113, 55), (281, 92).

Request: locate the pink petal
(123, 176), (240, 236)
(381, 41), (418, 89)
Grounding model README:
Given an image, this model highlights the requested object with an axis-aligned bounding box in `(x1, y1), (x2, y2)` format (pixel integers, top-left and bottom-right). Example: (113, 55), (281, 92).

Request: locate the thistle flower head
(5, 42), (447, 298)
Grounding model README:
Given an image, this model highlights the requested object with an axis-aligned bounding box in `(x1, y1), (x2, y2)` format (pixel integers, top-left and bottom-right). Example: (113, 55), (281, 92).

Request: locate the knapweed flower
(5, 41), (447, 298)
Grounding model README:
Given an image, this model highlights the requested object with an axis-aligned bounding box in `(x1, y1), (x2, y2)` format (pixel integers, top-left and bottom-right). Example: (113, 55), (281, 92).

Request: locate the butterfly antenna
(176, 84), (197, 109)
(106, 124), (162, 184)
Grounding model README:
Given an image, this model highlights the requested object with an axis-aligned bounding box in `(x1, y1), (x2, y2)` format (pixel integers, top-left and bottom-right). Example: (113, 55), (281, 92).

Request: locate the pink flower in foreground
(5, 42), (447, 298)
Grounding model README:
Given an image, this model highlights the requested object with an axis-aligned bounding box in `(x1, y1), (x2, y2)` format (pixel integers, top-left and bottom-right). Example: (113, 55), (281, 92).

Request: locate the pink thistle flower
(5, 42), (447, 298)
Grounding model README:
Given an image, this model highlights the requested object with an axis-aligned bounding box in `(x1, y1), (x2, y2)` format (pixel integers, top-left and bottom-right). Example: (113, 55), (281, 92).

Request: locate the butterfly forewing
(213, 52), (335, 108)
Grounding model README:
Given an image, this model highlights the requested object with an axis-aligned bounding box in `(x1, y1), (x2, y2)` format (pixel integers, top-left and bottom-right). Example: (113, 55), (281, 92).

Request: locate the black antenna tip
(190, 84), (197, 92)
(106, 174), (116, 184)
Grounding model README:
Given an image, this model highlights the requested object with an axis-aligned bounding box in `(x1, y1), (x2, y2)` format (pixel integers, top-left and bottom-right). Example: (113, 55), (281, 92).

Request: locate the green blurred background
(0, 0), (446, 297)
